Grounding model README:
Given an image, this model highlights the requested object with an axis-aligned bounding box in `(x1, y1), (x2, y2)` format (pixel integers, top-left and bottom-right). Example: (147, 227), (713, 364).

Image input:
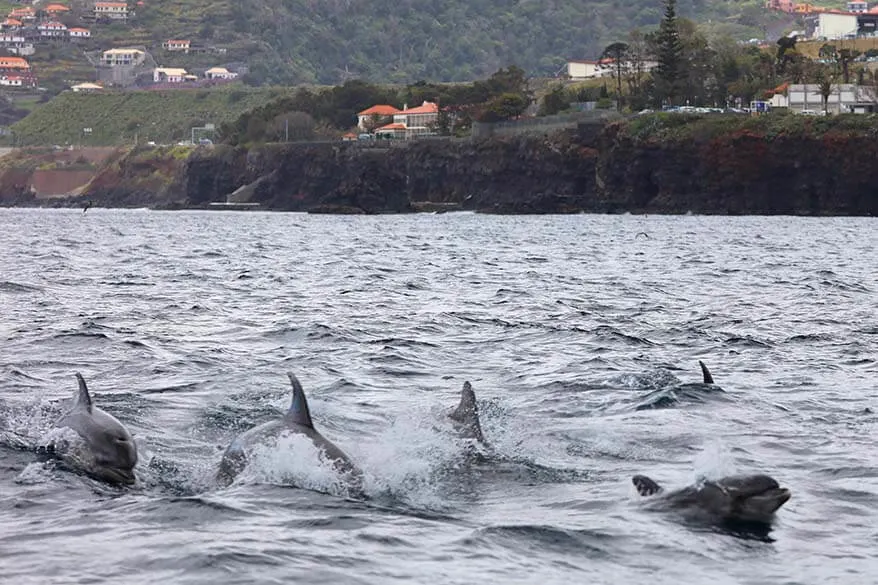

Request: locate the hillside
(13, 0), (798, 88)
(8, 87), (290, 146)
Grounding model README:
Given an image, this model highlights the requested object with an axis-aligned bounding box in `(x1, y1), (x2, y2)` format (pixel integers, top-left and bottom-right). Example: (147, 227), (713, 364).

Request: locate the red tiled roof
(358, 104), (400, 116)
(3, 18), (22, 25)
(69, 27), (90, 33)
(400, 101), (438, 115)
(45, 4), (71, 11)
(375, 122), (406, 131)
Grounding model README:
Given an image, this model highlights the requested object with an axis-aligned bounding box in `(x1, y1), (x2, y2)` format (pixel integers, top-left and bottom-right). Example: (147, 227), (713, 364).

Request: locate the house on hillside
(71, 81), (104, 92)
(847, 0), (868, 13)
(68, 27), (91, 39)
(45, 4), (71, 16)
(8, 8), (35, 21)
(101, 48), (144, 66)
(374, 101), (439, 139)
(356, 104), (401, 131)
(38, 21), (68, 38)
(767, 0), (796, 12)
(0, 34), (34, 56)
(1, 18), (23, 31)
(153, 67), (196, 83)
(204, 66), (237, 80)
(0, 56), (36, 86)
(567, 60), (613, 80)
(162, 39), (191, 52)
(94, 2), (129, 20)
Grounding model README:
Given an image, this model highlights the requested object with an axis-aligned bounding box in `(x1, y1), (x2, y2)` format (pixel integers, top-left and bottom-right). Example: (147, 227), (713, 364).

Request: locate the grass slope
(9, 87), (291, 146)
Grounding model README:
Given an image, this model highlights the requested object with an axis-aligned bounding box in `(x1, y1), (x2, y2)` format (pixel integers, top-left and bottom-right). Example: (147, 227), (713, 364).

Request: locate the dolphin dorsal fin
(449, 381), (486, 443)
(284, 372), (314, 428)
(699, 361), (714, 385)
(73, 373), (94, 414)
(450, 382), (477, 422)
(632, 475), (663, 496)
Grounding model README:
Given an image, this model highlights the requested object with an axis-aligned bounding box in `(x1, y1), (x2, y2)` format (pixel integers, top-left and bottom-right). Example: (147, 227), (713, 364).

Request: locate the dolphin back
(449, 381), (486, 443)
(698, 361), (714, 385)
(633, 475), (664, 496)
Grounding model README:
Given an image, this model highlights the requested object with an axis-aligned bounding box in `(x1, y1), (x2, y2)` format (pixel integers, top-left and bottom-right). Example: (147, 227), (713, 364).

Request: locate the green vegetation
(220, 67), (532, 144)
(8, 87), (291, 146)
(623, 110), (878, 143)
(53, 0), (785, 86)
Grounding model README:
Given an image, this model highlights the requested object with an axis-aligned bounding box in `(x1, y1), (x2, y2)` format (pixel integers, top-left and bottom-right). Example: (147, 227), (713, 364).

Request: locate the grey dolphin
(632, 473), (791, 524)
(217, 372), (364, 494)
(47, 373), (138, 485)
(448, 381), (489, 446)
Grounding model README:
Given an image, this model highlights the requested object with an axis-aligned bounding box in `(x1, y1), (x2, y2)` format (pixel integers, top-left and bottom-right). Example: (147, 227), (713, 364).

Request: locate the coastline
(2, 114), (877, 217)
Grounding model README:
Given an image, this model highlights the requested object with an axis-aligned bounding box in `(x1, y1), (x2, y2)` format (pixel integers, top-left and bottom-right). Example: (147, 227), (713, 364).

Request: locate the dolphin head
(718, 474), (791, 523)
(58, 374), (138, 485)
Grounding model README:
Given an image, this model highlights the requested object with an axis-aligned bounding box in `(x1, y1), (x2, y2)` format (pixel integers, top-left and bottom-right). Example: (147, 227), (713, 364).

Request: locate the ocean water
(0, 209), (875, 585)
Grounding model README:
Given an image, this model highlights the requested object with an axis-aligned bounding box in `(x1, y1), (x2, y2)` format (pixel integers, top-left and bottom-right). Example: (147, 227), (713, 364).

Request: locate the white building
(847, 0), (868, 13)
(808, 13), (858, 40)
(567, 59), (660, 80)
(94, 2), (129, 20)
(153, 67), (189, 83)
(38, 21), (67, 38)
(68, 28), (92, 39)
(204, 66), (237, 80)
(772, 83), (876, 113)
(101, 48), (145, 66)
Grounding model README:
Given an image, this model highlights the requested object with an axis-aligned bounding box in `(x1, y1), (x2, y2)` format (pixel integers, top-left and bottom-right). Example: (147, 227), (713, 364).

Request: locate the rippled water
(0, 209), (875, 585)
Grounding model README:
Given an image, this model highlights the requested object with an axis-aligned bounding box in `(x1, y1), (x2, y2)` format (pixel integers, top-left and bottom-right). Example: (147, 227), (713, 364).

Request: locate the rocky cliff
(4, 114), (877, 216)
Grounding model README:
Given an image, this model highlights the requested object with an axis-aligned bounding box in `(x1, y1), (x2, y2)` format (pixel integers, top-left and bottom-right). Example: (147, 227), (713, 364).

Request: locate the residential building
(1, 18), (22, 30)
(38, 21), (68, 38)
(0, 56), (36, 86)
(0, 34), (34, 56)
(0, 75), (24, 87)
(68, 28), (91, 39)
(374, 101), (440, 138)
(94, 2), (129, 20)
(806, 12), (858, 39)
(153, 67), (191, 83)
(100, 48), (145, 66)
(45, 4), (71, 15)
(71, 82), (104, 92)
(204, 66), (237, 80)
(356, 104), (401, 131)
(163, 39), (191, 52)
(8, 8), (35, 21)
(392, 101), (439, 132)
(847, 0), (868, 12)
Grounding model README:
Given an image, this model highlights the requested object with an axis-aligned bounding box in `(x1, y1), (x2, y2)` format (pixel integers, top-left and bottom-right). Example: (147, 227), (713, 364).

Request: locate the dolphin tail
(449, 381), (486, 443)
(633, 475), (663, 496)
(284, 372), (314, 428)
(699, 360), (714, 385)
(73, 373), (94, 414)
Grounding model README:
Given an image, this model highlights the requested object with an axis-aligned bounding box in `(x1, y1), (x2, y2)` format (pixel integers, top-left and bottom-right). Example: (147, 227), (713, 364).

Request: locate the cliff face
(8, 115), (878, 216)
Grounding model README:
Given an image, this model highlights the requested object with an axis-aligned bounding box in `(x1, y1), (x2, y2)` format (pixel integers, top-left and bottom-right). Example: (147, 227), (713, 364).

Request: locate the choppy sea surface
(0, 209), (875, 585)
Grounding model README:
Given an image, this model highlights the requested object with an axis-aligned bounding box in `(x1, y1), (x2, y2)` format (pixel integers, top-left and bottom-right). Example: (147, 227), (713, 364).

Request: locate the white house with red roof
(373, 101), (439, 138)
(356, 104), (401, 131)
(68, 27), (91, 39)
(163, 39), (191, 52)
(94, 2), (129, 20)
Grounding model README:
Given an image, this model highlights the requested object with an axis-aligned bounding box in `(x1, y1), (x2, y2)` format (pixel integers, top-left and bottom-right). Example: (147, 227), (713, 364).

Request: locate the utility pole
(285, 118), (289, 142)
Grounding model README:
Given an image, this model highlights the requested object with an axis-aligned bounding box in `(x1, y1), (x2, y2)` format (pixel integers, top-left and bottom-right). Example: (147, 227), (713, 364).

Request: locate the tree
(653, 0), (684, 107)
(600, 42), (630, 111)
(814, 66), (835, 114)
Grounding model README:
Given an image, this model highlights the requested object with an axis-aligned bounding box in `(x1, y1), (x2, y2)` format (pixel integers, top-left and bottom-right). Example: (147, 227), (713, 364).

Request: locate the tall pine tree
(654, 0), (684, 107)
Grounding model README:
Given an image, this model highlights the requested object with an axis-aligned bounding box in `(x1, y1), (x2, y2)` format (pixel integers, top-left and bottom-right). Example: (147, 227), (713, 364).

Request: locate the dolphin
(631, 473), (791, 525)
(217, 372), (364, 495)
(448, 381), (489, 447)
(46, 373), (139, 485)
(634, 360), (722, 411)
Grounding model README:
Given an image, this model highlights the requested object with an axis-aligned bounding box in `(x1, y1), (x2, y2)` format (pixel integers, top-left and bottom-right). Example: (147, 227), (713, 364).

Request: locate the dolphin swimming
(44, 373), (139, 485)
(448, 381), (489, 447)
(217, 372), (364, 494)
(634, 360), (723, 411)
(631, 473), (791, 525)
